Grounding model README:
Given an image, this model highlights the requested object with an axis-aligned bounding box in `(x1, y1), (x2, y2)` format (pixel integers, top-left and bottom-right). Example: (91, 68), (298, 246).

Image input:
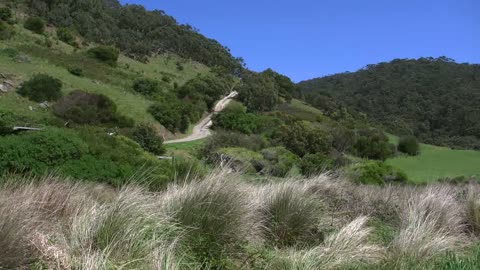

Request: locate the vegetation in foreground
(3, 170), (480, 269)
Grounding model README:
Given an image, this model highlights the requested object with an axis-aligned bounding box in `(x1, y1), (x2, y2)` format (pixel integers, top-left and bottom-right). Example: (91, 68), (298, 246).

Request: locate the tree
(56, 27), (75, 45)
(0, 7), (12, 21)
(88, 45), (119, 66)
(398, 136), (420, 156)
(24, 17), (45, 34)
(18, 74), (62, 102)
(238, 71), (278, 112)
(354, 129), (395, 160)
(131, 124), (165, 155)
(300, 152), (334, 176)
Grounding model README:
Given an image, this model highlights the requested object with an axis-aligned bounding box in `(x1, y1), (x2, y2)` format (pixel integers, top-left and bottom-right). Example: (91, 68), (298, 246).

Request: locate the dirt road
(164, 91), (238, 144)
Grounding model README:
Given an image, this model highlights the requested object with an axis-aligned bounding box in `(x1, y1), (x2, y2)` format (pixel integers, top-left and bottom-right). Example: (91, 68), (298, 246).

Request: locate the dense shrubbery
(203, 131), (267, 158)
(53, 90), (133, 127)
(0, 7), (12, 22)
(0, 129), (88, 174)
(129, 124), (165, 155)
(132, 78), (166, 96)
(88, 45), (119, 66)
(148, 98), (186, 133)
(177, 74), (231, 110)
(275, 121), (333, 157)
(398, 136), (420, 156)
(354, 128), (395, 160)
(18, 74), (63, 102)
(300, 152), (334, 176)
(56, 27), (76, 45)
(349, 161), (408, 185)
(67, 66), (83, 76)
(260, 147), (298, 177)
(24, 17), (45, 34)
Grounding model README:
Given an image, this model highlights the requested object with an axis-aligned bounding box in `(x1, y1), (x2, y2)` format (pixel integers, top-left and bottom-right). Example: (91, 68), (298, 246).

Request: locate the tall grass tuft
(391, 185), (468, 262)
(256, 180), (323, 247)
(286, 216), (385, 269)
(159, 169), (260, 268)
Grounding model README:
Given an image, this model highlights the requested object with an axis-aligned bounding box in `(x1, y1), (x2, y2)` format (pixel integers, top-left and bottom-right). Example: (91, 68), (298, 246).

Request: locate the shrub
(56, 27), (75, 45)
(258, 181), (322, 247)
(18, 74), (63, 102)
(275, 121), (333, 157)
(130, 124), (165, 155)
(0, 129), (88, 174)
(261, 147), (299, 177)
(148, 101), (184, 132)
(68, 66), (83, 77)
(349, 161), (408, 185)
(0, 20), (14, 40)
(300, 152), (334, 176)
(24, 17), (45, 34)
(203, 131), (267, 158)
(0, 7), (12, 22)
(354, 128), (395, 160)
(88, 45), (119, 66)
(213, 111), (261, 134)
(398, 136), (420, 156)
(133, 78), (161, 96)
(53, 90), (133, 127)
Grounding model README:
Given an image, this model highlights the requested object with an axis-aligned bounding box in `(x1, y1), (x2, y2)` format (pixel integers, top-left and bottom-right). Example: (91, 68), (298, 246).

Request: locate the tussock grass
(2, 171), (480, 269)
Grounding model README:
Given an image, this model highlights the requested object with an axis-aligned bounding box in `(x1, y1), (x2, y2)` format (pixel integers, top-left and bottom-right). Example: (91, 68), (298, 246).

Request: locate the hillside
(298, 57), (480, 149)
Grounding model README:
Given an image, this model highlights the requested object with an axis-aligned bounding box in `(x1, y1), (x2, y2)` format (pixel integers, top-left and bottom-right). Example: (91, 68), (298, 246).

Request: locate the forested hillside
(20, 0), (243, 71)
(299, 57), (480, 149)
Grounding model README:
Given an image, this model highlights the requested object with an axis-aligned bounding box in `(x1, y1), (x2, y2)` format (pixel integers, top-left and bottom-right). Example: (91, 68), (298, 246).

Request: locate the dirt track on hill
(164, 91), (238, 144)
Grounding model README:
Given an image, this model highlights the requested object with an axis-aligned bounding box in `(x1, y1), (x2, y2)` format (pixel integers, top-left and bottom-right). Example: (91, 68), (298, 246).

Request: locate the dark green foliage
(354, 129), (395, 160)
(213, 111), (262, 135)
(24, 17), (45, 34)
(239, 71), (279, 112)
(53, 90), (133, 127)
(0, 7), (12, 22)
(18, 74), (62, 102)
(177, 75), (231, 111)
(130, 124), (165, 155)
(56, 27), (75, 45)
(132, 78), (162, 96)
(0, 20), (14, 40)
(299, 57), (480, 149)
(260, 147), (299, 177)
(88, 45), (119, 66)
(0, 129), (88, 174)
(67, 66), (83, 76)
(203, 131), (267, 158)
(398, 136), (420, 156)
(350, 161), (408, 185)
(275, 121), (333, 157)
(300, 152), (334, 176)
(148, 98), (184, 133)
(26, 0), (242, 71)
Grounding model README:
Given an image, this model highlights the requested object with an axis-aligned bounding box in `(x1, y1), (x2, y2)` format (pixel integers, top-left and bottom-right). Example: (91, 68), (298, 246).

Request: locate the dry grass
(1, 171), (480, 269)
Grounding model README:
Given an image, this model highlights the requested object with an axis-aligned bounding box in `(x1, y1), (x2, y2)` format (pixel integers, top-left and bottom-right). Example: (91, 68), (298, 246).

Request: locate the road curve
(164, 91), (238, 144)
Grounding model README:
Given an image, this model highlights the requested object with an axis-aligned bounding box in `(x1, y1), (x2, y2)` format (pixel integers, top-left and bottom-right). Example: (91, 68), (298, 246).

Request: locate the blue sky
(120, 0), (479, 82)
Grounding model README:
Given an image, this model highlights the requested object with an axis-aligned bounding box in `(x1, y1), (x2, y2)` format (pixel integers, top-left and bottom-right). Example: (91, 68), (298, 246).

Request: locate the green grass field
(387, 136), (480, 183)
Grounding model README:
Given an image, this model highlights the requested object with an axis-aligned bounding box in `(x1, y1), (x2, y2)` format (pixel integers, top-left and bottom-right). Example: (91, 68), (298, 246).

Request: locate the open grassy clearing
(387, 143), (480, 183)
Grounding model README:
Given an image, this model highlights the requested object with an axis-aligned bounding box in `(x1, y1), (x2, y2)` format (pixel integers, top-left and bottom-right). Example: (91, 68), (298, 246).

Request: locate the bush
(133, 78), (161, 96)
(0, 7), (12, 22)
(300, 152), (334, 176)
(275, 121), (333, 157)
(398, 136), (420, 156)
(24, 17), (45, 34)
(213, 111), (261, 134)
(56, 27), (75, 45)
(0, 129), (88, 174)
(68, 66), (83, 77)
(0, 21), (14, 40)
(53, 90), (133, 127)
(18, 74), (63, 102)
(203, 131), (267, 158)
(354, 129), (395, 160)
(88, 45), (119, 66)
(130, 124), (165, 155)
(349, 161), (408, 185)
(261, 147), (299, 177)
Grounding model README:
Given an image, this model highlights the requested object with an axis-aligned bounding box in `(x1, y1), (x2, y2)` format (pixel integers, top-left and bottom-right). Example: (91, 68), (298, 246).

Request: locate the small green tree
(133, 78), (160, 96)
(88, 45), (119, 66)
(300, 152), (334, 176)
(131, 124), (165, 155)
(398, 136), (420, 156)
(18, 74), (62, 102)
(354, 129), (395, 160)
(0, 21), (14, 40)
(56, 27), (75, 45)
(24, 17), (45, 34)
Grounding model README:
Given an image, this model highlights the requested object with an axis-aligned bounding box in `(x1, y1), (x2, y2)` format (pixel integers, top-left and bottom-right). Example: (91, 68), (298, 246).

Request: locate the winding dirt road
(164, 91), (238, 144)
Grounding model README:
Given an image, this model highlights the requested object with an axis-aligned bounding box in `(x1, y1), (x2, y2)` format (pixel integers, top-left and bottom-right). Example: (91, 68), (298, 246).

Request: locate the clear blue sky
(120, 0), (479, 82)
